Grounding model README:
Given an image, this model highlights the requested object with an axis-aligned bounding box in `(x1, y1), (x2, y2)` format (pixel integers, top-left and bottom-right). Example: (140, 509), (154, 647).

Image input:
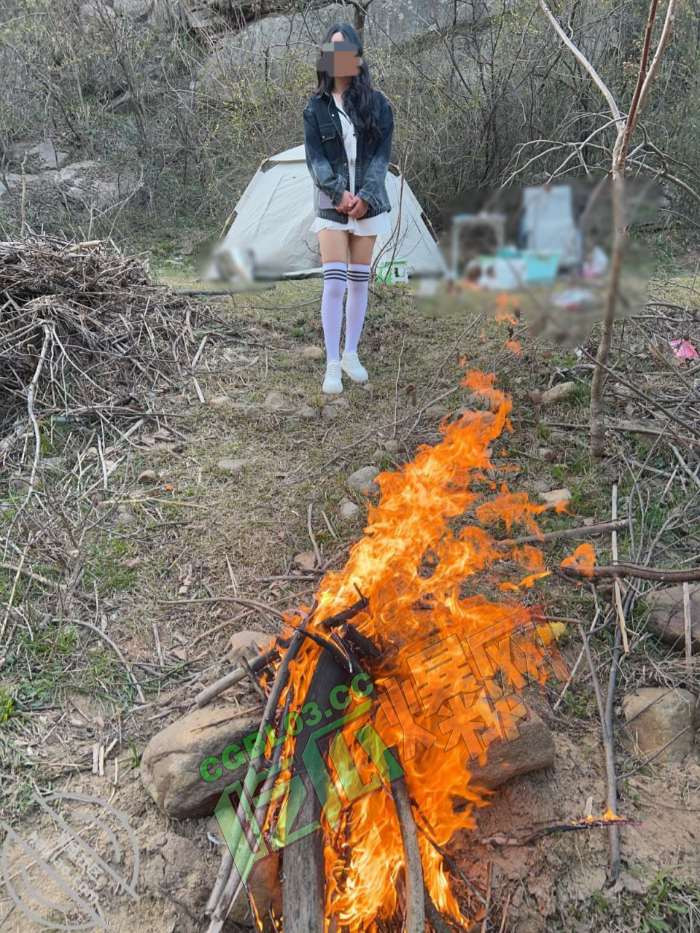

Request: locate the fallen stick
(389, 751), (425, 933)
(611, 483), (630, 654)
(498, 518), (627, 548)
(480, 814), (634, 847)
(562, 563), (700, 583)
(195, 649), (278, 708)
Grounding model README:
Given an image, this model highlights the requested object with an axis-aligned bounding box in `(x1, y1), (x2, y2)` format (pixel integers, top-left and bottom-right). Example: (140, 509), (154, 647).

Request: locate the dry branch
(562, 563), (700, 583)
(480, 814), (634, 847)
(0, 235), (203, 459)
(389, 753), (425, 933)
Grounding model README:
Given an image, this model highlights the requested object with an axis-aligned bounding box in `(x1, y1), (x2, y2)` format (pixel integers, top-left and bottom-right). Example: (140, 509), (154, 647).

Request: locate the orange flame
(561, 543), (596, 577)
(266, 372), (567, 930)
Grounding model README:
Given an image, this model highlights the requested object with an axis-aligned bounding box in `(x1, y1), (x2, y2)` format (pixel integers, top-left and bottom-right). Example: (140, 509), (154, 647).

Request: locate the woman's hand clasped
(347, 196), (368, 219)
(336, 192), (369, 219)
(337, 191), (356, 214)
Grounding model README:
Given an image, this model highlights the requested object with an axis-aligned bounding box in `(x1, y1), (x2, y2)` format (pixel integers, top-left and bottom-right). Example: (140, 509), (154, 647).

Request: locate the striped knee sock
(344, 263), (371, 354)
(321, 261), (347, 363)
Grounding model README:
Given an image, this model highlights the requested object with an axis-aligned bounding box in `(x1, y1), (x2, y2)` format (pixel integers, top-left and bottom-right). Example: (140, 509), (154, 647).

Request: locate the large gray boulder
(198, 1), (486, 96)
(646, 583), (700, 654)
(140, 704), (262, 818)
(622, 687), (697, 764)
(55, 161), (141, 210)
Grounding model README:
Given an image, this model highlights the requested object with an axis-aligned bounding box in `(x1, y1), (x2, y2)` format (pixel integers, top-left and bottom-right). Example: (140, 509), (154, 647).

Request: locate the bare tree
(539, 0), (679, 458)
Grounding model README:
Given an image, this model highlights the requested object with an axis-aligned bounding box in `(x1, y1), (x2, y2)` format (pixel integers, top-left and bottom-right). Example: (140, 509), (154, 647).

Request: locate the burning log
(389, 752), (425, 933)
(281, 652), (350, 933)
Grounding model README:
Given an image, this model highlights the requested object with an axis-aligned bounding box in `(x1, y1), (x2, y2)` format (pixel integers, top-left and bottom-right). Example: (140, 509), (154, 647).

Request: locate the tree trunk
(589, 137), (627, 458)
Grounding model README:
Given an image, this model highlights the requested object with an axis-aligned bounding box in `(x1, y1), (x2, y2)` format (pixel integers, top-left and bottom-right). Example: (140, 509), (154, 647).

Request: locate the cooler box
(376, 258), (409, 284)
(497, 248), (561, 284)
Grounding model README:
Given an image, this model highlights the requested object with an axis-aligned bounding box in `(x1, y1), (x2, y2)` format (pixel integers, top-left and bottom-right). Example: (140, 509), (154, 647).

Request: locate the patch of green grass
(83, 535), (138, 594)
(640, 873), (700, 933)
(10, 625), (79, 708)
(569, 381), (591, 407)
(0, 688), (15, 724)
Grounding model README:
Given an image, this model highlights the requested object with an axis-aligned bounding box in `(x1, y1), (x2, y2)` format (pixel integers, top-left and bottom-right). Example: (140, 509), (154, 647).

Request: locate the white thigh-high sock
(344, 263), (371, 354)
(321, 262), (347, 363)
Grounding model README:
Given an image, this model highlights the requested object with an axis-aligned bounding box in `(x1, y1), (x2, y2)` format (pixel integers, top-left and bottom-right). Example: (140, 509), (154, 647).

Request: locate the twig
(481, 862), (493, 933)
(307, 503), (322, 568)
(683, 582), (693, 672)
(562, 563), (700, 583)
(498, 518), (627, 548)
(577, 618), (621, 881)
(611, 483), (630, 654)
(205, 604), (316, 924)
(0, 561), (66, 592)
(480, 814), (633, 847)
(389, 750), (425, 933)
(552, 607), (601, 712)
(195, 648), (278, 708)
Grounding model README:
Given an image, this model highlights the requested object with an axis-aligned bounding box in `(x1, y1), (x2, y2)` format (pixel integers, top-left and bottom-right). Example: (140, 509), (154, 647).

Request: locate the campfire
(206, 370), (571, 932)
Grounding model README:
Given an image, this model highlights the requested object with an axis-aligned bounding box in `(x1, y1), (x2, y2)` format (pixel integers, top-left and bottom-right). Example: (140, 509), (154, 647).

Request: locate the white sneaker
(322, 360), (343, 394)
(341, 351), (368, 383)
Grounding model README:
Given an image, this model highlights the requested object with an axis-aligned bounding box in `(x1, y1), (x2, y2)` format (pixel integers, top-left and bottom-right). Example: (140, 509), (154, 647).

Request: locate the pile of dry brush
(0, 235), (202, 460)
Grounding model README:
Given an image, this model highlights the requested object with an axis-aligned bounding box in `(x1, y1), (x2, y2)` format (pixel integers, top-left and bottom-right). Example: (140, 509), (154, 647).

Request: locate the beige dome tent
(206, 144), (447, 281)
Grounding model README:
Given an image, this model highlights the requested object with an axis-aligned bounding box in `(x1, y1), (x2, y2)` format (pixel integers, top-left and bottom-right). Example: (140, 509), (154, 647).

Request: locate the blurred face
(317, 33), (361, 77)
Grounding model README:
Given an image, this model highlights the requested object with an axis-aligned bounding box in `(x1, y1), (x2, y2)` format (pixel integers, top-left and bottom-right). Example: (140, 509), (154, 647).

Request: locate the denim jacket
(303, 89), (393, 224)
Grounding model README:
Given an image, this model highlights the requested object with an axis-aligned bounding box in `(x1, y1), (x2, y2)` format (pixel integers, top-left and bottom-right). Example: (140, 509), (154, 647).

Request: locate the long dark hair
(314, 22), (381, 148)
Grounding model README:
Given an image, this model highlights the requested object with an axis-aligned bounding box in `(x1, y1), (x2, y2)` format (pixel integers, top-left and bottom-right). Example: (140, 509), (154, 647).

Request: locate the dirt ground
(1, 255), (699, 931)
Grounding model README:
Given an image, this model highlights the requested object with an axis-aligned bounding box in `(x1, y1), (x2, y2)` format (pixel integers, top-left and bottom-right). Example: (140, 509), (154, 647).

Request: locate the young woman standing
(303, 23), (394, 394)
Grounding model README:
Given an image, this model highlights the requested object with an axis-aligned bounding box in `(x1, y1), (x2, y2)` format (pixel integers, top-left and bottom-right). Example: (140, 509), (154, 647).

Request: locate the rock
(383, 439), (400, 453)
(217, 457), (248, 476)
(425, 405), (449, 419)
(228, 629), (272, 666)
(347, 466), (380, 496)
(293, 551), (317, 572)
(622, 688), (696, 763)
(301, 345), (324, 360)
(297, 404), (317, 419)
(645, 583), (700, 654)
(466, 710), (555, 789)
(140, 705), (262, 818)
(199, 1), (483, 94)
(137, 469), (157, 484)
(26, 141), (69, 169)
(322, 404), (341, 421)
(208, 394), (232, 409)
(55, 161), (140, 210)
(263, 390), (287, 412)
(339, 499), (360, 522)
(539, 488), (571, 508)
(538, 447), (556, 462)
(540, 381), (577, 406)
